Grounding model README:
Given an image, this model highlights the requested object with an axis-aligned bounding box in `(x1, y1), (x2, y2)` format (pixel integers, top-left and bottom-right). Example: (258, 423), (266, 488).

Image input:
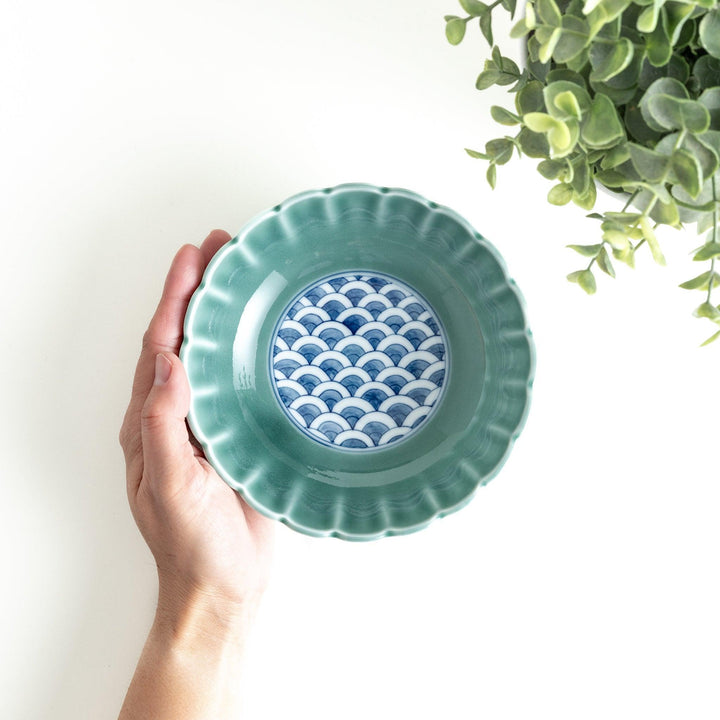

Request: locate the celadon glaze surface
(181, 184), (534, 540)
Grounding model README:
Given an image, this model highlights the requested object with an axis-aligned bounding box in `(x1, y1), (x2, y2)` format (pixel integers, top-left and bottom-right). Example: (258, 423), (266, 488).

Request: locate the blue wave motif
(271, 272), (448, 449)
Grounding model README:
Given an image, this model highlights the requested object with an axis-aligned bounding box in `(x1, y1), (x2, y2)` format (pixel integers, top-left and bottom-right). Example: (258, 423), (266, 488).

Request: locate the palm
(120, 231), (274, 609)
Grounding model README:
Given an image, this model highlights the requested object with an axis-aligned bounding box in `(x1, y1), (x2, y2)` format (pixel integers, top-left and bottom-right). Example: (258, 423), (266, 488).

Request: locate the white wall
(1, 1), (718, 718)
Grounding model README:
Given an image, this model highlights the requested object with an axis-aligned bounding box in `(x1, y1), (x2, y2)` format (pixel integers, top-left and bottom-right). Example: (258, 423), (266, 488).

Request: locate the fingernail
(154, 353), (172, 386)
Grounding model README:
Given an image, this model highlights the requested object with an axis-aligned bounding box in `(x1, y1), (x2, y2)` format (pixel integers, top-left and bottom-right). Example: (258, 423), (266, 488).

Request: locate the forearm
(119, 582), (256, 720)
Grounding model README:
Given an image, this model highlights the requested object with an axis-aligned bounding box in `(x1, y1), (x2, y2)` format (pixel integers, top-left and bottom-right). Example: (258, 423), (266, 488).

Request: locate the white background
(2, 1), (718, 718)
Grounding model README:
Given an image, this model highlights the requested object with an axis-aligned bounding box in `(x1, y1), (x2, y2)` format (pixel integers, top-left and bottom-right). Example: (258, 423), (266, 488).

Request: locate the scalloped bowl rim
(181, 183), (535, 541)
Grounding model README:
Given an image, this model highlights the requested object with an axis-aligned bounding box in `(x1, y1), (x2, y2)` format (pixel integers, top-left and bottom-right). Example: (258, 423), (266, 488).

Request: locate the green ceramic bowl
(180, 184), (534, 541)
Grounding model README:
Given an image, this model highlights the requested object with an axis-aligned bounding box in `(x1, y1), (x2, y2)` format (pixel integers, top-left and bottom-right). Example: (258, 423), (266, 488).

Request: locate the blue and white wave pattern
(270, 272), (448, 450)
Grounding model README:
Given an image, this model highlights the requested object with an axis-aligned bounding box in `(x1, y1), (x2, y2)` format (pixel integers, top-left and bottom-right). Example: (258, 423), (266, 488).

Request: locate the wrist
(154, 574), (259, 651)
(120, 577), (252, 719)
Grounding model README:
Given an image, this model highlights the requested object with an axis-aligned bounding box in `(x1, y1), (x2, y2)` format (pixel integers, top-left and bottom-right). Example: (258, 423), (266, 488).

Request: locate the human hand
(119, 231), (274, 628)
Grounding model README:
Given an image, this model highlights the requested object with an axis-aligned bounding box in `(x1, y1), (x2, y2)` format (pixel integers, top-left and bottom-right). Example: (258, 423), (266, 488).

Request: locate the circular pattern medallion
(270, 272), (448, 450)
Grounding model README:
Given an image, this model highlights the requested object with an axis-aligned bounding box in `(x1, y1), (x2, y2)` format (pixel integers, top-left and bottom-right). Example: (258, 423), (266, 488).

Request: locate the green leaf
(639, 54), (690, 92)
(516, 81), (546, 114)
(700, 329), (720, 346)
(487, 163), (497, 189)
(510, 16), (532, 39)
(569, 155), (591, 195)
(581, 93), (626, 149)
(536, 0), (562, 25)
(699, 9), (720, 59)
(600, 143), (631, 169)
(538, 27), (563, 64)
(679, 270), (720, 290)
(567, 268), (598, 293)
(624, 102), (663, 144)
(544, 81), (592, 121)
(595, 169), (627, 189)
(693, 56), (720, 91)
(586, 0), (633, 24)
(579, 269), (597, 294)
(524, 113), (576, 156)
(599, 40), (643, 89)
(573, 180), (597, 210)
(664, 2), (695, 45)
(459, 0), (489, 14)
(465, 148), (489, 159)
(656, 132), (718, 178)
(588, 81), (636, 106)
(565, 47), (591, 75)
(567, 243), (602, 257)
(500, 0), (517, 16)
(646, 10), (673, 68)
(554, 90), (583, 119)
(699, 88), (720, 131)
(627, 143), (671, 183)
(675, 17), (695, 50)
(595, 168), (635, 189)
(537, 159), (566, 179)
(693, 302), (720, 320)
(526, 35), (551, 82)
(696, 130), (720, 160)
(637, 0), (664, 33)
(547, 69), (588, 88)
(646, 95), (711, 134)
(477, 54), (520, 90)
(671, 149), (703, 198)
(639, 77), (689, 132)
(595, 13), (622, 40)
(517, 127), (551, 157)
(596, 246), (616, 277)
(553, 16), (592, 63)
(612, 244), (636, 267)
(479, 11), (493, 45)
(589, 38), (634, 82)
(523, 111), (563, 136)
(548, 182), (574, 205)
(445, 16), (467, 45)
(491, 105), (521, 126)
(476, 69), (501, 90)
(691, 1), (716, 11)
(672, 178), (719, 212)
(649, 197), (681, 226)
(693, 243), (720, 261)
(640, 216), (666, 265)
(486, 138), (514, 164)
(605, 211), (642, 225)
(586, 149), (607, 164)
(525, 2), (536, 28)
(670, 134), (718, 180)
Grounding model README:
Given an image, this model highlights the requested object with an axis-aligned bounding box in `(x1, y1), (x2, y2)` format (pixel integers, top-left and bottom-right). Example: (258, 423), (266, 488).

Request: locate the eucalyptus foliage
(445, 0), (720, 344)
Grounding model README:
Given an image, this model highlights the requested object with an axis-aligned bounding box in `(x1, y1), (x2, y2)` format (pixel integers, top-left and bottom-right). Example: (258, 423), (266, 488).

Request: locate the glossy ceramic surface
(181, 184), (534, 540)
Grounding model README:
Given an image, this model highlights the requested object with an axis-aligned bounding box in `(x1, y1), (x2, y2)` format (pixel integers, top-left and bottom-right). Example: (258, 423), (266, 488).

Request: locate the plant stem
(622, 190), (639, 213)
(707, 175), (718, 303)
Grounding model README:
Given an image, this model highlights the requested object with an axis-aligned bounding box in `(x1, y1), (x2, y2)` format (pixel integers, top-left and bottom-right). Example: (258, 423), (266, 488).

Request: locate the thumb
(140, 352), (197, 488)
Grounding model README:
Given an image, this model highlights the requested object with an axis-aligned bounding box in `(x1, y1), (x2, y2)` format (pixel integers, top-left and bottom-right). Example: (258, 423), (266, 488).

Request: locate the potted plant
(445, 0), (720, 344)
